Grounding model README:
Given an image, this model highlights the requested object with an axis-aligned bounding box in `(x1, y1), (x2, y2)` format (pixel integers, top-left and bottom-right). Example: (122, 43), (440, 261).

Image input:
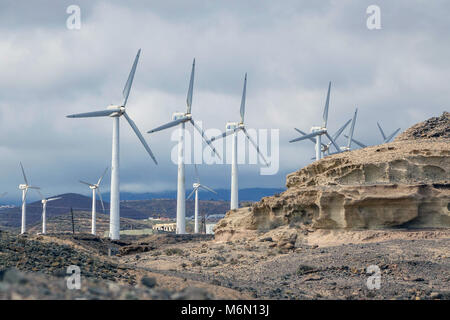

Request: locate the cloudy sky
(0, 0), (448, 203)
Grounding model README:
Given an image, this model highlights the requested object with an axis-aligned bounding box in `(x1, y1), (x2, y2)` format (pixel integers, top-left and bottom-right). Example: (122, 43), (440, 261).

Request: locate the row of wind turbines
(65, 50), (269, 239)
(289, 82), (400, 160)
(9, 49), (400, 240)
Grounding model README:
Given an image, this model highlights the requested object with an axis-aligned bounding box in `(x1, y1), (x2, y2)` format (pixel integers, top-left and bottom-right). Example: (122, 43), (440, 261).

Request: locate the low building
(152, 223), (176, 232)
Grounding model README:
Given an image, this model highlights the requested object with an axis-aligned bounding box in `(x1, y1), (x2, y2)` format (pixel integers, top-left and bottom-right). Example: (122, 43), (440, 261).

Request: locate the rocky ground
(0, 228), (449, 300)
(122, 228), (450, 300)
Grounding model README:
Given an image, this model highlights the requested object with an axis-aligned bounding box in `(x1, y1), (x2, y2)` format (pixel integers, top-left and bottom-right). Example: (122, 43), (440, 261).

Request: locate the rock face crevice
(214, 113), (450, 241)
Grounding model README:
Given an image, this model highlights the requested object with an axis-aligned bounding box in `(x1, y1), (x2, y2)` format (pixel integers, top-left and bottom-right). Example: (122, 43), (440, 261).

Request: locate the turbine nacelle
(19, 184), (27, 190)
(310, 126), (327, 135)
(193, 182), (200, 189)
(172, 112), (191, 121)
(226, 122), (240, 131)
(107, 105), (125, 117)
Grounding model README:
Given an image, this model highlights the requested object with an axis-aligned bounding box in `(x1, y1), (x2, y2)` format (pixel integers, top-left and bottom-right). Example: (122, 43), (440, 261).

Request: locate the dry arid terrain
(0, 112), (449, 300)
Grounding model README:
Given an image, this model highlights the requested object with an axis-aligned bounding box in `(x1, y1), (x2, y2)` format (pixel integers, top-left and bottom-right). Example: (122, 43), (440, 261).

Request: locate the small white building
(205, 223), (216, 235)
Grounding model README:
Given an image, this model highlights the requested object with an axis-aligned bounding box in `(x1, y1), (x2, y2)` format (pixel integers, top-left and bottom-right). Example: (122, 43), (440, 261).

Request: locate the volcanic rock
(215, 113), (450, 241)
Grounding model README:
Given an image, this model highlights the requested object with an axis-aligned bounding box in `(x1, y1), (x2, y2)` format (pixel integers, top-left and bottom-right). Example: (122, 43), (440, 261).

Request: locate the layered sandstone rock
(214, 114), (450, 241)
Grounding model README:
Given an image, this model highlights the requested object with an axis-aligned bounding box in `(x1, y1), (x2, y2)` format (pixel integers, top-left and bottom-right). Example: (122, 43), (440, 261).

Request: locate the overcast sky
(0, 0), (448, 203)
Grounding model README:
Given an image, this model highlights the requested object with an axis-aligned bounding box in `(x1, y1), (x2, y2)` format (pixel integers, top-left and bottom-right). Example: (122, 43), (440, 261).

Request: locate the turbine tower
(289, 82), (341, 160)
(79, 167), (108, 235)
(187, 165), (217, 233)
(37, 191), (61, 235)
(209, 74), (269, 210)
(18, 162), (40, 234)
(67, 49), (158, 240)
(147, 59), (220, 234)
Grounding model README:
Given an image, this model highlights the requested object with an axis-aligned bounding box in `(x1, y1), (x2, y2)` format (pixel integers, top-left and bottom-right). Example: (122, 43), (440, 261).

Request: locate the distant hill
(107, 188), (285, 202)
(122, 199), (231, 219)
(0, 187), (283, 229)
(0, 193), (144, 229)
(27, 211), (151, 235)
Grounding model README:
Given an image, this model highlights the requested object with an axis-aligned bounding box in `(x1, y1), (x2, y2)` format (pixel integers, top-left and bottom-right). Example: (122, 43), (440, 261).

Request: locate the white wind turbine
(79, 167), (108, 235)
(289, 82), (342, 160)
(147, 59), (220, 235)
(187, 165), (217, 234)
(37, 191), (61, 235)
(67, 49), (158, 240)
(18, 162), (40, 234)
(345, 121), (401, 149)
(295, 119), (352, 160)
(209, 73), (269, 210)
(328, 108), (359, 155)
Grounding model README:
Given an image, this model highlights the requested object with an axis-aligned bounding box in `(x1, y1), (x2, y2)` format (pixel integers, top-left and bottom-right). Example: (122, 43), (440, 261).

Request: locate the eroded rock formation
(215, 113), (450, 241)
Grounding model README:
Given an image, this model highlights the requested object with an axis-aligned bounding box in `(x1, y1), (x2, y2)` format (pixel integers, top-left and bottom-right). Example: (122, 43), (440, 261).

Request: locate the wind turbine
(37, 191), (61, 235)
(209, 73), (269, 210)
(377, 122), (401, 143)
(18, 162), (40, 234)
(294, 119), (351, 160)
(289, 82), (341, 160)
(79, 167), (108, 235)
(328, 108), (359, 155)
(345, 121), (401, 148)
(67, 49), (158, 240)
(147, 59), (220, 234)
(187, 165), (217, 234)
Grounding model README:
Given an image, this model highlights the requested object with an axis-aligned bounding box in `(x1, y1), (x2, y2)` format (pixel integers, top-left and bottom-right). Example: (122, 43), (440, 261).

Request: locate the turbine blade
(48, 197), (62, 202)
(289, 131), (321, 143)
(242, 127), (269, 166)
(199, 184), (217, 194)
(323, 81), (331, 128)
(123, 112), (158, 165)
(28, 186), (40, 190)
(332, 119), (352, 141)
(190, 119), (222, 160)
(377, 122), (386, 140)
(344, 135), (367, 148)
(122, 49), (141, 107)
(384, 128), (401, 143)
(37, 190), (44, 201)
(66, 109), (121, 118)
(79, 180), (94, 187)
(347, 108), (358, 149)
(294, 128), (316, 144)
(194, 164), (200, 183)
(97, 188), (106, 213)
(209, 129), (235, 142)
(19, 162), (28, 185)
(147, 117), (187, 134)
(97, 167), (109, 186)
(187, 188), (197, 200)
(186, 59), (195, 114)
(240, 73), (247, 124)
(325, 132), (341, 153)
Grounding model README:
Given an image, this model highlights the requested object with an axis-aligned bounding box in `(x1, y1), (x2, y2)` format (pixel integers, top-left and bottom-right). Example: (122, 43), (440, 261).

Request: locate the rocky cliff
(214, 113), (450, 241)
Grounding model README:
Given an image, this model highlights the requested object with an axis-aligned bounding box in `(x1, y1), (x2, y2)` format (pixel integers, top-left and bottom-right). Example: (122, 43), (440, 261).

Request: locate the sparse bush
(164, 248), (184, 256)
(213, 255), (226, 262)
(296, 265), (318, 275)
(192, 260), (202, 267)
